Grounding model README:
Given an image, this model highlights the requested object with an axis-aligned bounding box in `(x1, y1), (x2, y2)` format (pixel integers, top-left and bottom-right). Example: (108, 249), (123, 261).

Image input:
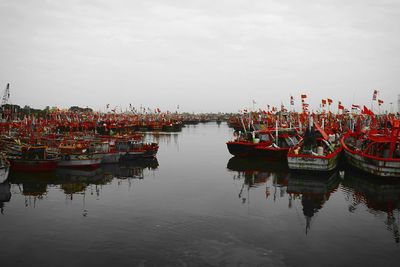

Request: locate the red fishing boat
(116, 137), (159, 160)
(8, 145), (59, 172)
(226, 129), (271, 157)
(253, 127), (301, 160)
(227, 125), (301, 159)
(341, 120), (400, 177)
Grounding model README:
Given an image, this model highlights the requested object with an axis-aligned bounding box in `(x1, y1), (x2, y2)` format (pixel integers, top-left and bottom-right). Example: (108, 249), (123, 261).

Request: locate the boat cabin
(21, 146), (47, 160)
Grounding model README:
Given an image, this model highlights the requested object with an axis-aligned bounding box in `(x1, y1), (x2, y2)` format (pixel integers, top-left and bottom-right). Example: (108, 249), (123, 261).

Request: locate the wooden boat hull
(343, 149), (400, 177)
(288, 147), (342, 172)
(226, 142), (259, 157)
(254, 146), (289, 160)
(10, 159), (58, 172)
(162, 124), (175, 132)
(100, 152), (121, 164)
(58, 154), (102, 168)
(119, 149), (158, 160)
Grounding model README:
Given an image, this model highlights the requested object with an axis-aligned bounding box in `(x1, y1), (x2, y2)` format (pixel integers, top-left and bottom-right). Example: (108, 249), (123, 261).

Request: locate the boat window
(259, 134), (270, 142)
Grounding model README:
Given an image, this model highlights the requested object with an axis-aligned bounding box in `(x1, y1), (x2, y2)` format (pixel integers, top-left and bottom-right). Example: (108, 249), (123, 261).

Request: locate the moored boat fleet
(226, 100), (400, 178)
(0, 133), (159, 174)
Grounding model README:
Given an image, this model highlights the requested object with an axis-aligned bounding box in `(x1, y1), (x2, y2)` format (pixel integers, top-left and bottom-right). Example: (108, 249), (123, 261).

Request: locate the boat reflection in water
(287, 171), (341, 234)
(342, 170), (400, 243)
(9, 169), (111, 202)
(9, 171), (55, 196)
(101, 158), (159, 179)
(227, 156), (341, 234)
(0, 182), (11, 214)
(227, 156), (289, 202)
(55, 167), (112, 198)
(7, 159), (159, 210)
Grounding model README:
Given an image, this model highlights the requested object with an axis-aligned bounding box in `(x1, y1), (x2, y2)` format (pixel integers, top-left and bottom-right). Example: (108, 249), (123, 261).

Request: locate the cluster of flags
(250, 89), (387, 114)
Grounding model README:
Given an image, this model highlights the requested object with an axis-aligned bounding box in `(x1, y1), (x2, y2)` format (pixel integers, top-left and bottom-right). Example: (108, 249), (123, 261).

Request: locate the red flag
(301, 94), (307, 98)
(322, 99), (327, 105)
(362, 105), (374, 116)
(290, 96), (294, 105)
(338, 104), (344, 110)
(352, 104), (360, 110)
(378, 99), (384, 105)
(327, 98), (333, 105)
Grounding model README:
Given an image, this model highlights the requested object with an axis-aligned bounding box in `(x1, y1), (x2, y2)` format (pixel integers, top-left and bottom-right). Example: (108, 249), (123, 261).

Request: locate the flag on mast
(372, 90), (378, 101)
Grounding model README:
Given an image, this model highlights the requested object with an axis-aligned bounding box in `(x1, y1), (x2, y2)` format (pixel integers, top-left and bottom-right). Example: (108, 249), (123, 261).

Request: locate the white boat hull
(344, 149), (400, 177)
(58, 154), (102, 168)
(288, 153), (340, 172)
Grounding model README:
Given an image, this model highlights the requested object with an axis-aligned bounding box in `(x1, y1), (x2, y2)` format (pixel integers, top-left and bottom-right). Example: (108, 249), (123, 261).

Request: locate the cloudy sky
(0, 0), (399, 112)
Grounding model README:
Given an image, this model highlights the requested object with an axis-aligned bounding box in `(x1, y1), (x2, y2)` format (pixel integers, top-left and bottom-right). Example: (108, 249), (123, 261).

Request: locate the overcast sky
(0, 0), (399, 113)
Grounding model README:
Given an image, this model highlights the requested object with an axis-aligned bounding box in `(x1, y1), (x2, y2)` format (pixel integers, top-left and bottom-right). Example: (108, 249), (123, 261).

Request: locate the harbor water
(0, 122), (399, 266)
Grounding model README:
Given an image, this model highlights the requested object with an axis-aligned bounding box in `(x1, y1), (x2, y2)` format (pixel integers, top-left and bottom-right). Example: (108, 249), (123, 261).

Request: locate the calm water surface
(0, 123), (399, 266)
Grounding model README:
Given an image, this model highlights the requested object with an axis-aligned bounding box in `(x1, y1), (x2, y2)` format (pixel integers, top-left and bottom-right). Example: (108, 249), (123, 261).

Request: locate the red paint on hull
(10, 159), (58, 172)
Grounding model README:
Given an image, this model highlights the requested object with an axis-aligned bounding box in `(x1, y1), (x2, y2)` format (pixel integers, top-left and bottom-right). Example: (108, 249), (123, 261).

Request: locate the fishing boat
(227, 126), (300, 159)
(288, 121), (342, 171)
(116, 138), (159, 161)
(254, 127), (301, 160)
(8, 145), (59, 172)
(93, 140), (120, 164)
(58, 140), (102, 168)
(0, 153), (10, 183)
(226, 131), (262, 157)
(340, 120), (400, 177)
